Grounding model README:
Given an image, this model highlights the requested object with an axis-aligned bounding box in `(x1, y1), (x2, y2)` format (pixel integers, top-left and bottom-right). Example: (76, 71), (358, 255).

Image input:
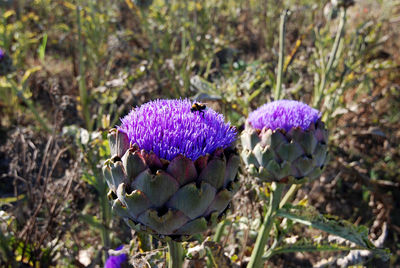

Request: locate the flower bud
(241, 100), (329, 184)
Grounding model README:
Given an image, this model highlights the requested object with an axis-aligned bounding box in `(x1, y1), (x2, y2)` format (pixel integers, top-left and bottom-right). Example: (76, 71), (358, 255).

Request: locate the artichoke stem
(279, 184), (301, 209)
(213, 219), (230, 242)
(167, 240), (184, 268)
(247, 183), (284, 268)
(138, 232), (152, 252)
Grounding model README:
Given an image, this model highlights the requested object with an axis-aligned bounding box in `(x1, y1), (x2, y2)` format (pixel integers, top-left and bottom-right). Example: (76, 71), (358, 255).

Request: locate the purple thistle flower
(105, 246), (128, 268)
(118, 99), (236, 161)
(247, 100), (321, 132)
(0, 49), (4, 61)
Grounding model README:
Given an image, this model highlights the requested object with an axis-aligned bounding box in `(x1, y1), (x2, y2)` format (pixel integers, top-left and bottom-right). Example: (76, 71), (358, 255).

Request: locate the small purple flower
(0, 49), (4, 61)
(118, 99), (236, 161)
(247, 100), (320, 132)
(105, 246), (128, 268)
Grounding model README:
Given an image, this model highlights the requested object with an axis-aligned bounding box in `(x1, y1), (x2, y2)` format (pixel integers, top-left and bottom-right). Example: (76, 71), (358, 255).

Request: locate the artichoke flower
(103, 99), (239, 241)
(241, 100), (329, 184)
(0, 48), (13, 76)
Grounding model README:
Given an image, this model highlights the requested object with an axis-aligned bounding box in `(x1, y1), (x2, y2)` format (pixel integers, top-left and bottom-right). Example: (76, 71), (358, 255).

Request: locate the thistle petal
(224, 154), (240, 187)
(108, 129), (130, 158)
(116, 183), (151, 219)
(167, 154), (197, 186)
(167, 182), (216, 220)
(198, 157), (226, 189)
(138, 209), (188, 235)
(132, 169), (179, 207)
(175, 217), (208, 235)
(122, 149), (147, 183)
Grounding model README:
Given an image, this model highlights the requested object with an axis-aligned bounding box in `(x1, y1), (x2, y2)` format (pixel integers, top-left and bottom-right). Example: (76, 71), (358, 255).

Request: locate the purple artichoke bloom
(104, 99), (240, 239)
(0, 49), (4, 61)
(247, 100), (321, 132)
(118, 99), (236, 161)
(105, 246), (128, 268)
(241, 100), (328, 183)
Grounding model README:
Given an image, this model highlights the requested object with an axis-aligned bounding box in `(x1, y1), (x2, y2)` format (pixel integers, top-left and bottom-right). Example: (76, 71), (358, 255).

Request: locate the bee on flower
(190, 102), (207, 117)
(103, 99), (239, 240)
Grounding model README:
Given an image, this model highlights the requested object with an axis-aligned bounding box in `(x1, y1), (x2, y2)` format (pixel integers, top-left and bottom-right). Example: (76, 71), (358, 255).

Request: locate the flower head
(242, 100), (328, 183)
(118, 99), (236, 161)
(0, 49), (4, 61)
(247, 100), (320, 132)
(105, 246), (127, 268)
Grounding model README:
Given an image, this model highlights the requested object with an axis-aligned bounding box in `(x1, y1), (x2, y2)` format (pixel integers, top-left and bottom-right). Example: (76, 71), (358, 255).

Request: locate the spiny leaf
(277, 205), (389, 260)
(263, 238), (365, 260)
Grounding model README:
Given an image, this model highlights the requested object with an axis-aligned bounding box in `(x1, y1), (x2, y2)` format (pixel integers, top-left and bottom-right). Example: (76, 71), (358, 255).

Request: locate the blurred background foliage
(0, 0), (399, 266)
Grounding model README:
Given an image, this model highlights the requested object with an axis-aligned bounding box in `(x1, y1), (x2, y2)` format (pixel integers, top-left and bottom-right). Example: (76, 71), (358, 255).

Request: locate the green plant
(240, 100), (388, 267)
(313, 7), (348, 109)
(102, 99), (239, 267)
(62, 125), (112, 263)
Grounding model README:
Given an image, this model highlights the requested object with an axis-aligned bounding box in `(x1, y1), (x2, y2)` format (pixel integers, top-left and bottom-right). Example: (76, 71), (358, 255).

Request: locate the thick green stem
(314, 8), (346, 108)
(91, 165), (111, 262)
(247, 183), (284, 268)
(167, 240), (184, 268)
(100, 195), (110, 259)
(274, 10), (289, 101)
(138, 232), (152, 252)
(279, 184), (301, 209)
(213, 219), (230, 242)
(205, 247), (217, 268)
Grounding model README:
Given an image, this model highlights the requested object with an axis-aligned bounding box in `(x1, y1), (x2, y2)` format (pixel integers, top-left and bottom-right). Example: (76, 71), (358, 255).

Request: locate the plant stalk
(90, 160), (111, 262)
(314, 7), (347, 108)
(205, 247), (217, 268)
(213, 219), (230, 242)
(279, 184), (301, 208)
(100, 194), (110, 259)
(247, 183), (284, 268)
(138, 232), (152, 252)
(76, 2), (91, 131)
(274, 9), (290, 100)
(167, 240), (184, 268)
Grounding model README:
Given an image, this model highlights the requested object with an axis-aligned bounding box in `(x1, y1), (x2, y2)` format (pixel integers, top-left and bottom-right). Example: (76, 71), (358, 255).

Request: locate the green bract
(103, 129), (239, 241)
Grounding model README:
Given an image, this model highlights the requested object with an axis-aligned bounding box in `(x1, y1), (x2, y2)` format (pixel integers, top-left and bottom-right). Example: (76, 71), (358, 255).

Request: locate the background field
(0, 0), (399, 267)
